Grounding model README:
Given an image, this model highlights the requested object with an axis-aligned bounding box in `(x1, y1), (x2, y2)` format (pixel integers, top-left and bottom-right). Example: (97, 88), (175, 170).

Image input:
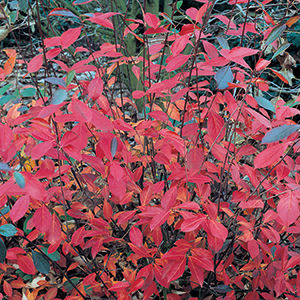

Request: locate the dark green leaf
(66, 70), (76, 86)
(213, 285), (233, 293)
(32, 251), (50, 274)
(255, 96), (275, 112)
(63, 277), (81, 292)
(265, 25), (286, 47)
(272, 43), (291, 60)
(0, 84), (12, 96)
(0, 206), (10, 216)
(262, 125), (300, 144)
(0, 239), (6, 263)
(0, 224), (17, 237)
(73, 0), (95, 5)
(214, 66), (233, 90)
(41, 246), (61, 261)
(111, 137), (118, 158)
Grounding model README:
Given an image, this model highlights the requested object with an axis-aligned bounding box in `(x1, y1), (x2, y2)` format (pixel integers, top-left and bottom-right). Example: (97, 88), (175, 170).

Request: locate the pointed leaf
(10, 195), (30, 223)
(0, 224), (17, 237)
(255, 96), (275, 112)
(61, 27), (82, 50)
(28, 54), (43, 73)
(17, 255), (36, 275)
(32, 250), (50, 274)
(48, 8), (79, 18)
(44, 77), (66, 87)
(277, 191), (299, 227)
(254, 142), (288, 168)
(110, 137), (118, 159)
(262, 125), (300, 144)
(214, 66), (233, 90)
(0, 162), (11, 171)
(14, 172), (25, 188)
(129, 226), (143, 247)
(265, 25), (286, 47)
(50, 89), (68, 105)
(0, 238), (6, 263)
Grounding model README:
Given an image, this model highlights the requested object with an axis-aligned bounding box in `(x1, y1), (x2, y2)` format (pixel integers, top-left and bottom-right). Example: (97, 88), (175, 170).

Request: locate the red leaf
(188, 257), (205, 286)
(17, 255), (36, 275)
(31, 141), (54, 160)
(71, 226), (86, 246)
(144, 13), (160, 29)
(171, 35), (190, 56)
(3, 281), (12, 296)
(277, 190), (299, 227)
(148, 111), (169, 122)
(161, 186), (177, 210)
(186, 148), (204, 172)
(220, 47), (259, 69)
(254, 142), (289, 169)
(32, 205), (52, 234)
(46, 213), (61, 243)
(255, 58), (271, 71)
(207, 111), (225, 142)
(69, 98), (93, 123)
(128, 243), (152, 258)
(28, 54), (43, 73)
(10, 195), (30, 223)
(166, 54), (190, 72)
(207, 219), (228, 242)
(109, 281), (130, 292)
(248, 239), (260, 259)
(129, 226), (143, 247)
(202, 40), (218, 59)
(163, 257), (186, 283)
(150, 209), (170, 231)
(88, 77), (104, 100)
(190, 248), (214, 271)
(61, 27), (82, 49)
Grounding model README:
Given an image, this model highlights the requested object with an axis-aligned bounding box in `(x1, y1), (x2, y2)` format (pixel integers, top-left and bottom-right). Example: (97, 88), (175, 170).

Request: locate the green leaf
(14, 171), (26, 188)
(19, 0), (29, 12)
(262, 125), (300, 144)
(63, 277), (81, 292)
(0, 238), (6, 263)
(73, 0), (95, 5)
(176, 1), (183, 9)
(272, 43), (291, 60)
(32, 251), (50, 274)
(0, 84), (12, 96)
(265, 25), (286, 47)
(50, 89), (68, 105)
(255, 96), (275, 112)
(66, 70), (76, 86)
(0, 95), (16, 106)
(41, 246), (61, 261)
(0, 224), (17, 237)
(21, 88), (37, 98)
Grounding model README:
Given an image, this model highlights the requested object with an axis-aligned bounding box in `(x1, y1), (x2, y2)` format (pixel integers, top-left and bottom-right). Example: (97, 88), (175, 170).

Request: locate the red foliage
(0, 1), (299, 299)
